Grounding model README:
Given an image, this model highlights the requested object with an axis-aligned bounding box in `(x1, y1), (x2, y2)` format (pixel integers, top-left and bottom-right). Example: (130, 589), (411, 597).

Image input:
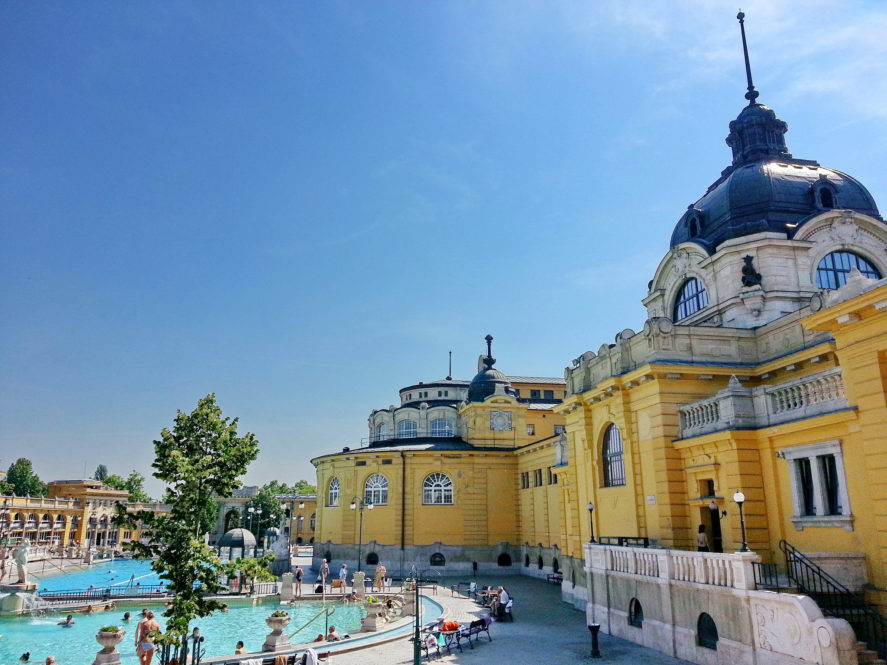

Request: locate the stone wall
(585, 543), (859, 665)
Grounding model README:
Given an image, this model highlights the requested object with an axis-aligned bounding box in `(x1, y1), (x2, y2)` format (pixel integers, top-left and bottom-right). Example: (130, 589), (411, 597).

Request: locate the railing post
(732, 551), (760, 590)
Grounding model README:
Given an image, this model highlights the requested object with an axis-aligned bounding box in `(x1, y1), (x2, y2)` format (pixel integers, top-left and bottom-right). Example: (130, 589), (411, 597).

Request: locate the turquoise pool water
(0, 598), (365, 664)
(30, 558), (161, 592)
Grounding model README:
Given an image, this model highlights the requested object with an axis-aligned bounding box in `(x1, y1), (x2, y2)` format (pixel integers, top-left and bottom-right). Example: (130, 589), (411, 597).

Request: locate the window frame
(364, 473), (389, 506)
(397, 419), (418, 438)
(430, 418), (454, 437)
(602, 424), (626, 488)
(673, 277), (709, 322)
(328, 477), (340, 507)
(780, 440), (852, 530)
(422, 473), (454, 505)
(815, 251), (881, 290)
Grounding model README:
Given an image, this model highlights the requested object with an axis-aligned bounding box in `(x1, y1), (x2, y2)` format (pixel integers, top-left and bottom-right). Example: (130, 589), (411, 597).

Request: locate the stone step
(854, 642), (885, 665)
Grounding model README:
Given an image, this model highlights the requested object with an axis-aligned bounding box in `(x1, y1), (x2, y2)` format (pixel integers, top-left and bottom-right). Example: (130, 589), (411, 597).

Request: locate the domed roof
(670, 14), (881, 254)
(218, 527), (256, 549)
(467, 335), (516, 403)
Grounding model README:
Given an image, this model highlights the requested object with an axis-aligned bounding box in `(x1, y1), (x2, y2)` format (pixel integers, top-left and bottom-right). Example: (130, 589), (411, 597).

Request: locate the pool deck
(327, 575), (694, 665)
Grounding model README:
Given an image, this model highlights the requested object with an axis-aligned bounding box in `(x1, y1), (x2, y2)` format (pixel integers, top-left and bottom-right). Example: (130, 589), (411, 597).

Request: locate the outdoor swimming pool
(0, 597), (366, 664)
(30, 558), (161, 592)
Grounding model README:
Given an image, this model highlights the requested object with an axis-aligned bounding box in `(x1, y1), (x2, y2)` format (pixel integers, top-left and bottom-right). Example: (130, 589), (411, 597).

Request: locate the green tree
(104, 470), (152, 503)
(6, 458), (48, 497)
(94, 464), (109, 481)
(115, 394), (259, 663)
(245, 487), (286, 537)
(222, 553), (276, 592)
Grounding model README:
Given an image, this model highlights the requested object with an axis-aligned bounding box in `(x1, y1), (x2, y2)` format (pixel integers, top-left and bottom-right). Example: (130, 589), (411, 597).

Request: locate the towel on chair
(303, 648), (320, 665)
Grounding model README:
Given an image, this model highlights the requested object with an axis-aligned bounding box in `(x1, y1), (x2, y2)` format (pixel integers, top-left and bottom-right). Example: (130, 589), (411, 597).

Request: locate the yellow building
(311, 23), (887, 641)
(312, 335), (566, 576)
(0, 480), (165, 550)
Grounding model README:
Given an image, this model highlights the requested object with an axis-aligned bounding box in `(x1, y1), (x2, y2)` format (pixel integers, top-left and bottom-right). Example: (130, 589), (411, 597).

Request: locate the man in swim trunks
(137, 610), (159, 665)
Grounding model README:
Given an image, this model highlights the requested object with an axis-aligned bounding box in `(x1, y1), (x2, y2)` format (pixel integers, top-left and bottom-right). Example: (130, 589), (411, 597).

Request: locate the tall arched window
(397, 420), (418, 438)
(602, 424), (626, 487)
(328, 477), (340, 507)
(430, 418), (454, 437)
(816, 251), (881, 290)
(673, 278), (709, 321)
(365, 474), (389, 506)
(423, 473), (454, 505)
(697, 613), (719, 650)
(374, 423), (390, 441)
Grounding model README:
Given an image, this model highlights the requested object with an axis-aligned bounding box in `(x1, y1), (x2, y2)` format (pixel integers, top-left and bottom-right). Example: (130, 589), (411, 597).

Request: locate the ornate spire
(724, 11), (791, 167)
(483, 334), (496, 369)
(736, 11), (759, 105)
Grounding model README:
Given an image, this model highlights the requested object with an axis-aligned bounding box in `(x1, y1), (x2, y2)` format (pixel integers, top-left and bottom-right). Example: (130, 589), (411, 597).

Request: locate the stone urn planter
(364, 601), (386, 616)
(263, 613), (291, 652)
(93, 628), (125, 665)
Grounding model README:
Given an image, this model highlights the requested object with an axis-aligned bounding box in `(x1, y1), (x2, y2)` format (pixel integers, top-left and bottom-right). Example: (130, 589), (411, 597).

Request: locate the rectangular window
(514, 389), (521, 397)
(548, 467), (556, 484)
(534, 469), (543, 487)
(527, 424), (535, 436)
(781, 440), (851, 529)
(544, 390), (553, 399)
(438, 391), (442, 397)
(356, 460), (366, 467)
(382, 459), (393, 465)
(530, 390), (541, 399)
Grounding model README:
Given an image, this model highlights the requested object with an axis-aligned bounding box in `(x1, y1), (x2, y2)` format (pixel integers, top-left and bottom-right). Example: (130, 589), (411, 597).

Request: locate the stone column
(280, 572), (294, 601)
(352, 571), (366, 600)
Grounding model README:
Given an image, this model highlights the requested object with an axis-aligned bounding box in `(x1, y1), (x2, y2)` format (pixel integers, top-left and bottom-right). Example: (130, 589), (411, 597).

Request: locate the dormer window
(820, 188), (834, 209)
(673, 278), (709, 322)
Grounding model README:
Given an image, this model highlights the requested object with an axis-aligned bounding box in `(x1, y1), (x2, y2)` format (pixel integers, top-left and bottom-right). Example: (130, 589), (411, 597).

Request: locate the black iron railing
(780, 539), (887, 660)
(751, 561), (779, 589)
(39, 583), (169, 602)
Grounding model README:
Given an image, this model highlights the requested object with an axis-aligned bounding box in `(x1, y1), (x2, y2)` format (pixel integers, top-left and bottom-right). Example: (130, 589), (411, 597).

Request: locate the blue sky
(2, 1), (886, 498)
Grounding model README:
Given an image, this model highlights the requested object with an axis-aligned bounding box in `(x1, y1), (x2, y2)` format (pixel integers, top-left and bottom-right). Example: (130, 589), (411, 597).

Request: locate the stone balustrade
(678, 368), (847, 439)
(585, 542), (759, 591)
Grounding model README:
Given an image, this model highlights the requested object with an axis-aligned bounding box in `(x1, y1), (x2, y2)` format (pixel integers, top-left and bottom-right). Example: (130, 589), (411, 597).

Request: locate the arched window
(310, 513), (316, 530)
(537, 556), (544, 569)
(697, 613), (719, 650)
(397, 420), (417, 438)
(366, 552), (379, 565)
(374, 423), (390, 441)
(602, 424), (626, 487)
(328, 477), (340, 507)
(430, 418), (454, 437)
(819, 188), (835, 209)
(324, 550), (333, 562)
(365, 474), (389, 506)
(629, 598), (644, 627)
(673, 278), (709, 321)
(430, 552), (446, 567)
(423, 473), (454, 505)
(497, 553), (512, 567)
(552, 558), (559, 573)
(524, 554), (530, 567)
(816, 251), (881, 290)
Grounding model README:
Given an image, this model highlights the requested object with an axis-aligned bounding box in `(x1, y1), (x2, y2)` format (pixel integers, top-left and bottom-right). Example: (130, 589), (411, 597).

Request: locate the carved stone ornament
(741, 254), (762, 287)
(670, 248), (692, 276)
(490, 410), (512, 431)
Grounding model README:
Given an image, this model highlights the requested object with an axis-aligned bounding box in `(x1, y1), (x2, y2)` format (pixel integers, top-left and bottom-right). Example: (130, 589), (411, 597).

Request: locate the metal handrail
(288, 605), (336, 639)
(780, 539), (887, 659)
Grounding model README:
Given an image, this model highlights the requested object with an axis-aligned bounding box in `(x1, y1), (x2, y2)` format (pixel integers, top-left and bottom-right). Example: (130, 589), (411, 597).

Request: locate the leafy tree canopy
(262, 479), (316, 495)
(114, 394), (259, 662)
(94, 464), (109, 481)
(244, 487), (286, 537)
(6, 458), (48, 497)
(104, 470), (152, 503)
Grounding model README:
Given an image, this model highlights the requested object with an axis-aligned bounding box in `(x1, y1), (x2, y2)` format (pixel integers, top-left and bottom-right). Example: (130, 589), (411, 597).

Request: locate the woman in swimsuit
(295, 566), (303, 598)
(137, 610), (160, 665)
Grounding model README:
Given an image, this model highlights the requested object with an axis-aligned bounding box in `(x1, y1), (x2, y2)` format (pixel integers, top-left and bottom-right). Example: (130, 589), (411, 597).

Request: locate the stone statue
(741, 255), (762, 287)
(15, 540), (30, 584)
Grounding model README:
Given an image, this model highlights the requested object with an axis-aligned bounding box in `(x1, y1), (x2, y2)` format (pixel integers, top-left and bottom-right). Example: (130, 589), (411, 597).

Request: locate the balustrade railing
(679, 368), (848, 439)
(585, 543), (758, 590)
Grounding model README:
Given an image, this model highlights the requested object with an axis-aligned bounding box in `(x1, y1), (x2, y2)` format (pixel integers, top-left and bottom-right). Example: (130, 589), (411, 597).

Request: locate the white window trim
(780, 440), (853, 531)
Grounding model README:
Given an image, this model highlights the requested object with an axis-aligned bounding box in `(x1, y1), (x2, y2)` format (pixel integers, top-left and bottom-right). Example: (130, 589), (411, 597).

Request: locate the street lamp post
(586, 502), (596, 543)
(733, 491), (749, 552)
(349, 497), (374, 572)
(247, 506), (255, 536)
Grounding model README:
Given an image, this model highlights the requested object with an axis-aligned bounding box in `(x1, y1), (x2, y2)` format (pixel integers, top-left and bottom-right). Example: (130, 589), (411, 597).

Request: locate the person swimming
(58, 614), (75, 626)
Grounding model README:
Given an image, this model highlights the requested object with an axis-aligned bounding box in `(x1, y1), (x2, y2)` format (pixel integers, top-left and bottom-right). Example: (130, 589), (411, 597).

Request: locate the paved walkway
(343, 575), (694, 665)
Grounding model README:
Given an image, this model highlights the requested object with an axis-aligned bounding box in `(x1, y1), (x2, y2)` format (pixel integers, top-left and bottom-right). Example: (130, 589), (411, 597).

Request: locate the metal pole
(357, 504), (364, 573)
(738, 502), (749, 552)
(413, 566), (421, 665)
(588, 624), (602, 658)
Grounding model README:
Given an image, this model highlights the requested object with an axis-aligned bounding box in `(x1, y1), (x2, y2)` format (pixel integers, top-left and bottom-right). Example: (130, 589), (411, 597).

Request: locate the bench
(414, 634), (441, 659)
(546, 573), (563, 584)
(450, 581), (471, 596)
(456, 618), (492, 649)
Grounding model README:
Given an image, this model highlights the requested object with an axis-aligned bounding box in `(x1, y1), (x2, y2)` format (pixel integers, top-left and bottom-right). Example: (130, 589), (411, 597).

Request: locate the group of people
(308, 558), (390, 595)
(480, 585), (511, 618)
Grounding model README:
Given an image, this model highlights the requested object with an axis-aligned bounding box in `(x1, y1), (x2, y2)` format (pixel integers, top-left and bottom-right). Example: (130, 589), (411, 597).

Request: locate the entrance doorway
(700, 504), (723, 553)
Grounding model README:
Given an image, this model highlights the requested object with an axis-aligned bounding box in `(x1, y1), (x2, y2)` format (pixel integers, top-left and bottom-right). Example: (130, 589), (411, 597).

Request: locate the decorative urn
(96, 628), (126, 653)
(265, 612), (290, 634)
